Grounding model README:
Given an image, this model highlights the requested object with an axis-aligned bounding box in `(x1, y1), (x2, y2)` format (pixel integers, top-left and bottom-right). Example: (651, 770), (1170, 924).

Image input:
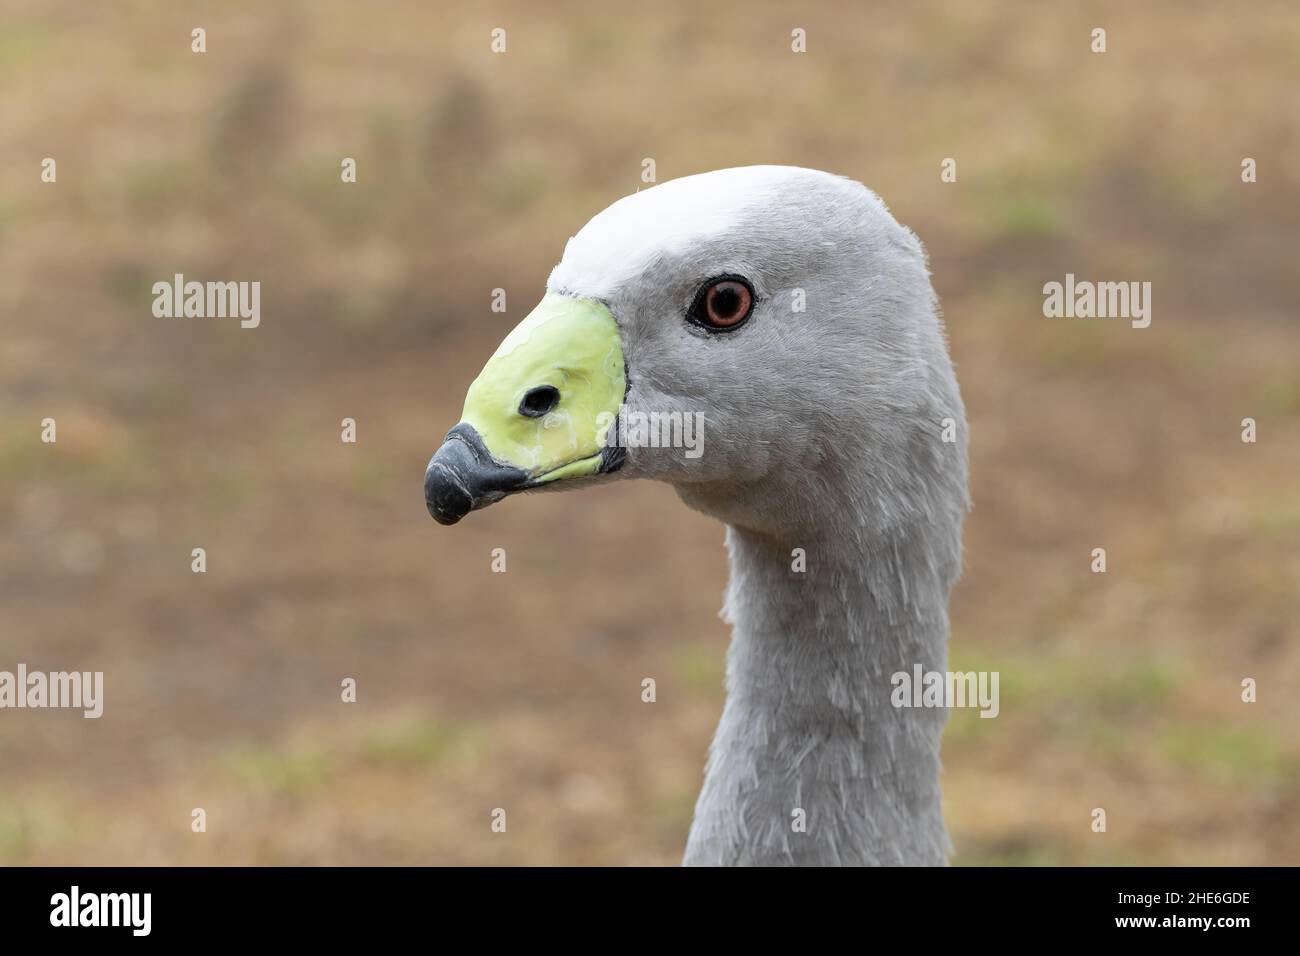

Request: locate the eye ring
(688, 275), (755, 332)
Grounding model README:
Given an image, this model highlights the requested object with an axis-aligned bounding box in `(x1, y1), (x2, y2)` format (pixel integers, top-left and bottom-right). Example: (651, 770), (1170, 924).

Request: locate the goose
(423, 165), (969, 866)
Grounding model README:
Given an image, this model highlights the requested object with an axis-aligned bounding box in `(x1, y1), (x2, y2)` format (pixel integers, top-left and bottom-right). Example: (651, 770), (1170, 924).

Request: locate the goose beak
(425, 293), (626, 525)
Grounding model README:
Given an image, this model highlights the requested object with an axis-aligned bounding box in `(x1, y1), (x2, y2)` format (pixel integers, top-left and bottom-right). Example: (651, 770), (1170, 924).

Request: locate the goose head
(425, 165), (965, 542)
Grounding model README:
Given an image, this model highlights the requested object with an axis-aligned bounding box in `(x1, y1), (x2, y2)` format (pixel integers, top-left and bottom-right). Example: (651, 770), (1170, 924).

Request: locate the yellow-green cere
(461, 293), (625, 483)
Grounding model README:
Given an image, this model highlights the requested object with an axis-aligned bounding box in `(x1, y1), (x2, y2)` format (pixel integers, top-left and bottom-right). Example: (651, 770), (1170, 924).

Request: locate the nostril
(519, 385), (561, 418)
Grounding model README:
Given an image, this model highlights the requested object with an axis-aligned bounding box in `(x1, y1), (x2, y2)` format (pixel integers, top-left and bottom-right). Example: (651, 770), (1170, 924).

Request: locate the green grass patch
(1254, 377), (1300, 418)
(360, 717), (457, 770)
(1157, 724), (1292, 785)
(223, 744), (335, 798)
(675, 644), (724, 694)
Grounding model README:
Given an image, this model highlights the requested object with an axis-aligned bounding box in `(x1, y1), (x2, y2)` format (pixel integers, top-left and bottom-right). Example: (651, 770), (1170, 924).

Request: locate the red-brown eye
(692, 277), (754, 331)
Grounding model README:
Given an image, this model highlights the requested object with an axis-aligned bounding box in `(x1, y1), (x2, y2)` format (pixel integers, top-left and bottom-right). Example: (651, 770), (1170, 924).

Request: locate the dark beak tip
(424, 460), (473, 525)
(425, 497), (465, 526)
(423, 424), (528, 525)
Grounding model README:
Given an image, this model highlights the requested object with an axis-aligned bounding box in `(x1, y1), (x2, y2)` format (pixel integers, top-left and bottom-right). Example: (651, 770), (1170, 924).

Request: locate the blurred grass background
(1, 0), (1298, 864)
